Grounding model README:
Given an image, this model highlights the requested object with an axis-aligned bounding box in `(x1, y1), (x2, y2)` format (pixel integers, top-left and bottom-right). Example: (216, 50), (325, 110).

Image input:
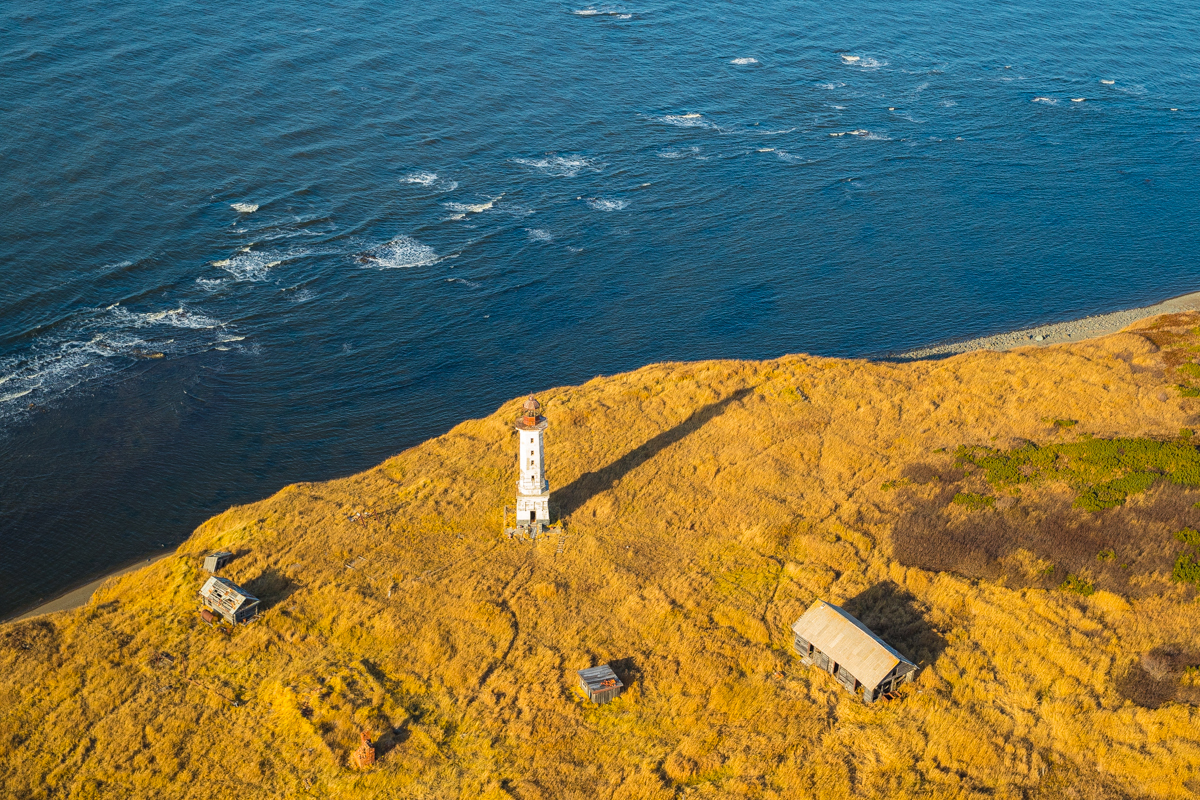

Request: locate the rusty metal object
(351, 730), (376, 770)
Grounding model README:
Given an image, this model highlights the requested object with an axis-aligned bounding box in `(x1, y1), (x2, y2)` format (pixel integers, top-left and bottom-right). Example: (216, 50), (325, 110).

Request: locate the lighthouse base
(515, 493), (550, 525)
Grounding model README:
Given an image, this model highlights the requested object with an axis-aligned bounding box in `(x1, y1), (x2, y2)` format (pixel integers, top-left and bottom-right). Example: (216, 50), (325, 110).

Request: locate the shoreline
(5, 550), (176, 624)
(898, 290), (1200, 359)
(6, 289), (1200, 625)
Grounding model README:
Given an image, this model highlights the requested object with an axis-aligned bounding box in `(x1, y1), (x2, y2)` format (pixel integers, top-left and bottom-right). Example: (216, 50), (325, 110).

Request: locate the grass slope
(5, 315), (1200, 799)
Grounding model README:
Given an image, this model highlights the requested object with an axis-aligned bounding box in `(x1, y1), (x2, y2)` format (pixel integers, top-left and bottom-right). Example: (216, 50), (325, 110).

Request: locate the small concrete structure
(791, 600), (918, 703)
(203, 551), (234, 573)
(578, 664), (624, 704)
(199, 576), (260, 624)
(515, 395), (550, 525)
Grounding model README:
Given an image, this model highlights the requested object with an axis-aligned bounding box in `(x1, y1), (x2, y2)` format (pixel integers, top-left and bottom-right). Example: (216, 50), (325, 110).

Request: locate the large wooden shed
(578, 664), (624, 704)
(199, 576), (260, 624)
(791, 600), (917, 703)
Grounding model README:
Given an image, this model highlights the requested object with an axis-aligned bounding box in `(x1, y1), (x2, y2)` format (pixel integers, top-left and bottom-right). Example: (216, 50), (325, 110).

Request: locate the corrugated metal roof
(578, 664), (623, 691)
(199, 576), (258, 616)
(791, 600), (915, 690)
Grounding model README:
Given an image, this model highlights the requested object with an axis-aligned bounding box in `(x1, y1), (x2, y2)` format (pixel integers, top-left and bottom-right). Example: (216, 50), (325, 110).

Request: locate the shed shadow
(841, 581), (946, 667)
(553, 387), (754, 518)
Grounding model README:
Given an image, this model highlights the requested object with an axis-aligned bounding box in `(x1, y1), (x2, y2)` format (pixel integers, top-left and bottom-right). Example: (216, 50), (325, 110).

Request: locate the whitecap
(587, 197), (628, 211)
(527, 228), (554, 241)
(660, 112), (709, 128)
(446, 277), (481, 288)
(401, 171), (438, 185)
(730, 57), (758, 65)
(658, 146), (701, 159)
(1071, 98), (1085, 102)
(841, 54), (885, 69)
(362, 236), (440, 269)
(512, 155), (602, 177)
(442, 194), (503, 218)
(1100, 79), (1115, 85)
(1032, 96), (1058, 105)
(231, 202), (259, 213)
(195, 277), (225, 291)
(573, 7), (631, 17)
(213, 249), (296, 281)
(841, 55), (860, 63)
(818, 81), (845, 90)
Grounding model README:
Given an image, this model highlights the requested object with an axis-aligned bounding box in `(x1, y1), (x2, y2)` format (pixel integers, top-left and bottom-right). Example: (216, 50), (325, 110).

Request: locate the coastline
(6, 289), (1199, 625)
(5, 550), (176, 624)
(898, 290), (1200, 359)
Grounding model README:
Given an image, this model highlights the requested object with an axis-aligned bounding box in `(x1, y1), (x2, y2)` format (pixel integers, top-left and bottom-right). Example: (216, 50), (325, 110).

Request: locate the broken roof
(791, 600), (916, 690)
(199, 576), (259, 616)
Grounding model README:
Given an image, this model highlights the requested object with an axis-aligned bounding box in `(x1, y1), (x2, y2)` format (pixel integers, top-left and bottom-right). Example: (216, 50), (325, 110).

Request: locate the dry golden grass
(5, 314), (1200, 799)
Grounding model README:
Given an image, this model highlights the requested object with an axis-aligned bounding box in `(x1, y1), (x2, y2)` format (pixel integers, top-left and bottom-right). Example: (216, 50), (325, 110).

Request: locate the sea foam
(730, 57), (758, 65)
(512, 155), (602, 177)
(231, 202), (259, 213)
(363, 236), (440, 269)
(587, 197), (628, 211)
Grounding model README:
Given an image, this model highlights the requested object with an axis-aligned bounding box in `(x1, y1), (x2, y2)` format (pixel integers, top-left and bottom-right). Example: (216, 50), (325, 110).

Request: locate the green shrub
(956, 436), (1200, 512)
(1177, 363), (1200, 379)
(1059, 574), (1095, 596)
(1097, 548), (1116, 562)
(952, 492), (995, 511)
(1180, 385), (1200, 398)
(1182, 428), (1195, 440)
(1172, 552), (1200, 586)
(1174, 528), (1200, 547)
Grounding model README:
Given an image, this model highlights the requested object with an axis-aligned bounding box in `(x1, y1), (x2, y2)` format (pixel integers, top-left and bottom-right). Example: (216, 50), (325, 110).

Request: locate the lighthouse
(515, 395), (550, 526)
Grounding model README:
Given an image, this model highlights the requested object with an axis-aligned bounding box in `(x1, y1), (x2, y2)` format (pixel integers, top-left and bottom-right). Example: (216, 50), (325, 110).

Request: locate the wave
(442, 193), (503, 220)
(573, 7), (632, 18)
(360, 235), (440, 269)
(730, 57), (758, 65)
(446, 277), (481, 288)
(1032, 96), (1058, 105)
(0, 303), (233, 420)
(1100, 79), (1115, 85)
(211, 248), (300, 281)
(818, 81), (846, 90)
(758, 148), (807, 163)
(586, 197), (628, 211)
(400, 171), (457, 191)
(658, 145), (701, 158)
(527, 228), (554, 241)
(231, 202), (259, 213)
(1071, 98), (1086, 102)
(512, 155), (602, 177)
(659, 112), (710, 128)
(841, 54), (886, 69)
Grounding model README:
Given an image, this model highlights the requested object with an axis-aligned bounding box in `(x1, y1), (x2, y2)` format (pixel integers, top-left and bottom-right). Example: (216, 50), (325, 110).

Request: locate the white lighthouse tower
(515, 395), (550, 526)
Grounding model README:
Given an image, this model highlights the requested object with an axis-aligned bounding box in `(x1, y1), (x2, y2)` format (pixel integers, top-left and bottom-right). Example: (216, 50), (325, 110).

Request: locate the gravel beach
(900, 291), (1200, 359)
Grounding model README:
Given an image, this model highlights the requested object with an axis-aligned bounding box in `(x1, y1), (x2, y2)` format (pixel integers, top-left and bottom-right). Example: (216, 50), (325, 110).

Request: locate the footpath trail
(900, 290), (1200, 359)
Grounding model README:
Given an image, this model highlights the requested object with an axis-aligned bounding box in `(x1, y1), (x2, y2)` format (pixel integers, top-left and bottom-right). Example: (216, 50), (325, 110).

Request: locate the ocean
(2, 0), (1198, 616)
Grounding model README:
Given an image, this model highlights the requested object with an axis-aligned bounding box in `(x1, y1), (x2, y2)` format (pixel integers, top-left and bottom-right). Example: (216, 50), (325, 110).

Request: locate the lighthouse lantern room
(515, 395), (550, 525)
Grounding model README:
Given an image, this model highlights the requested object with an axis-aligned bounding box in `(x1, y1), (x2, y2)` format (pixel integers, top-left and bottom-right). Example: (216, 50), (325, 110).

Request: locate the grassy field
(5, 314), (1200, 799)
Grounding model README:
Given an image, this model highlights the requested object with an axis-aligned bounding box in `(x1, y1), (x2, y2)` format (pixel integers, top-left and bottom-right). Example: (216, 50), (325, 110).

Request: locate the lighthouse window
(529, 459), (535, 467)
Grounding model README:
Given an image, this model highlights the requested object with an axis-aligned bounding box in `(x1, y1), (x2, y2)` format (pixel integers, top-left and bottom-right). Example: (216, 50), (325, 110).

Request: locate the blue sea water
(2, 0), (1198, 615)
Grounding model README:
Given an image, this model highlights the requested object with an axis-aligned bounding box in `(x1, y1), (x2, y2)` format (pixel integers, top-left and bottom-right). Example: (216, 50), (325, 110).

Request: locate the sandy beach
(6, 550), (175, 623)
(899, 290), (1200, 359)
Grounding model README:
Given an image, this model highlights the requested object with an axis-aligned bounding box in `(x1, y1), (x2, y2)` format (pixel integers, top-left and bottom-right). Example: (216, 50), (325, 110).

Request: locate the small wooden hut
(578, 664), (624, 704)
(199, 576), (260, 624)
(791, 600), (917, 703)
(203, 551), (233, 573)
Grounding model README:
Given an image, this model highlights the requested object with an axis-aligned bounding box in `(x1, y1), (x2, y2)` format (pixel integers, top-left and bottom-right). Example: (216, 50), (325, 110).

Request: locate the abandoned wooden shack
(578, 664), (624, 704)
(202, 551), (233, 573)
(791, 599), (918, 703)
(199, 576), (260, 624)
